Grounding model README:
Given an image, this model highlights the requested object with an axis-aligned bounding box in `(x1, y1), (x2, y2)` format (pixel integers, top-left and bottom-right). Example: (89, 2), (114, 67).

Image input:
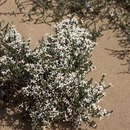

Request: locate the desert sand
(0, 0), (130, 130)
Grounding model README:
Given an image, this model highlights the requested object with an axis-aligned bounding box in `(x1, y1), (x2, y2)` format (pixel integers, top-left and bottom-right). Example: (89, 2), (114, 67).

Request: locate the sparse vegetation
(15, 0), (129, 43)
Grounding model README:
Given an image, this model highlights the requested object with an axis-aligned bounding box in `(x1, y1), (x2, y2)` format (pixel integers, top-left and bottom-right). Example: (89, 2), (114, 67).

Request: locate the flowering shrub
(0, 16), (112, 129)
(0, 22), (44, 100)
(19, 17), (111, 129)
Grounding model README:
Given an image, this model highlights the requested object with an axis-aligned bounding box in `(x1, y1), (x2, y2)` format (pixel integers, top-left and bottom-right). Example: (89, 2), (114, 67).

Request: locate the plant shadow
(0, 0), (23, 18)
(51, 122), (88, 130)
(0, 0), (7, 7)
(105, 48), (130, 74)
(0, 93), (32, 130)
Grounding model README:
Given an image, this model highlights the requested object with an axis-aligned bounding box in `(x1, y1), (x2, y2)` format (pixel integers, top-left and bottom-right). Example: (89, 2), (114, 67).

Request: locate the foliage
(19, 16), (112, 129)
(0, 22), (44, 101)
(15, 0), (130, 44)
(115, 0), (130, 9)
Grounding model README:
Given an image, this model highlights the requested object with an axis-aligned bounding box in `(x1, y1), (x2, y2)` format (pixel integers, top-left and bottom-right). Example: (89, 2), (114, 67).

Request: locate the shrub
(0, 22), (44, 101)
(0, 16), (112, 130)
(19, 16), (112, 129)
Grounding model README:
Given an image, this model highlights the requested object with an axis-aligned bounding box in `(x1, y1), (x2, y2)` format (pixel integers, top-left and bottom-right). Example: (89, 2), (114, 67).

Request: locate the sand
(0, 0), (130, 130)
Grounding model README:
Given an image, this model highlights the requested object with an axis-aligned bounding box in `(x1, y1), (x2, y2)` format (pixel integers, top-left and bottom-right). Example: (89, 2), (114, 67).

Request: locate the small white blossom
(0, 18), (111, 130)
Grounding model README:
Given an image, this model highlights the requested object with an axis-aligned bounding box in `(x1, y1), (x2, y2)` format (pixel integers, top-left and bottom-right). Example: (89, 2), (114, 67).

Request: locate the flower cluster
(0, 17), (111, 130)
(0, 23), (44, 98)
(36, 16), (95, 75)
(20, 17), (111, 129)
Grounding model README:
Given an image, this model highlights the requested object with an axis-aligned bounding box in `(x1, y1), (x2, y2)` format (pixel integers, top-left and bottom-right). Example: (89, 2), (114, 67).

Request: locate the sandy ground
(0, 0), (130, 130)
(0, 0), (53, 49)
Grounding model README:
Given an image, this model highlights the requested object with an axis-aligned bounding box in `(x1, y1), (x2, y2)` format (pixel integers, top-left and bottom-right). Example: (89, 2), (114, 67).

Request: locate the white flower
(2, 16), (111, 129)
(92, 103), (97, 110)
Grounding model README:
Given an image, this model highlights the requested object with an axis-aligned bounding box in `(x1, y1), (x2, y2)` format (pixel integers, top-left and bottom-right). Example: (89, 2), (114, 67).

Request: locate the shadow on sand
(0, 92), (32, 130)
